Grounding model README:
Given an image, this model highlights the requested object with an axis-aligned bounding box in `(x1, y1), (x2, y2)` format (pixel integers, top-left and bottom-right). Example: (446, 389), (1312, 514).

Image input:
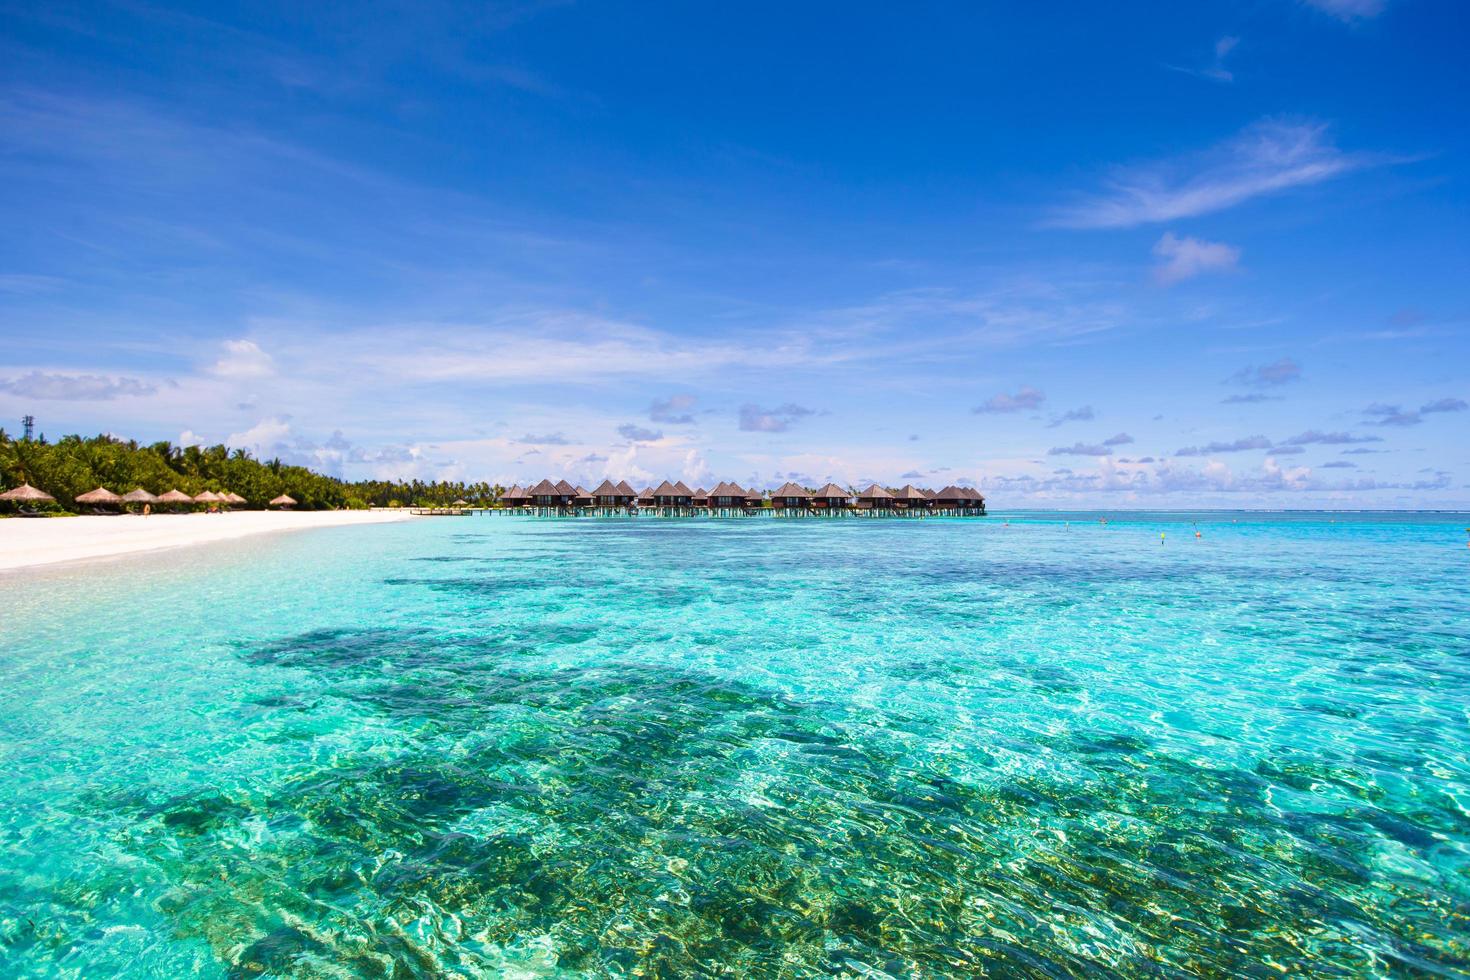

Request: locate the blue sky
(1, 0), (1466, 506)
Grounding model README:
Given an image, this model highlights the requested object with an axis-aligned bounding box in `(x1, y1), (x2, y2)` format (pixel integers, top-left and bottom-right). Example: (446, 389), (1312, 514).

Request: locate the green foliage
(0, 431), (502, 513)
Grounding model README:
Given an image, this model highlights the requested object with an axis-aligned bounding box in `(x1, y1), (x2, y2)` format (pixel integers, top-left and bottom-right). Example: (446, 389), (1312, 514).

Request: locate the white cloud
(211, 339), (275, 379)
(1302, 0), (1386, 22)
(1152, 232), (1241, 285)
(681, 449), (712, 485)
(1048, 119), (1383, 229)
(973, 386), (1046, 414)
(0, 371), (157, 400)
(226, 416), (292, 452)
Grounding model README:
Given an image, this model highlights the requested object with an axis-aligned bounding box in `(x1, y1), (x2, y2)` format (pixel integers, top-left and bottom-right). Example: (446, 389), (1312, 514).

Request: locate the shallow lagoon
(2, 512), (1467, 976)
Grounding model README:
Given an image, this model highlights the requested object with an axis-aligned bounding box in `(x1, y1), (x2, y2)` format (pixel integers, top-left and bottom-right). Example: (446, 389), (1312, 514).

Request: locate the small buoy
(1195, 530), (1202, 539)
(1160, 532), (1166, 545)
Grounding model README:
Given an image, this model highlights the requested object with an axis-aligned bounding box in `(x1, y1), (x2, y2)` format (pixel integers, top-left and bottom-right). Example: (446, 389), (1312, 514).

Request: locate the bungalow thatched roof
(709, 481), (745, 497)
(528, 479), (560, 496)
(745, 487), (764, 501)
(157, 489), (193, 504)
(122, 488), (159, 503)
(772, 482), (811, 499)
(554, 479), (577, 495)
(615, 480), (637, 496)
(692, 487), (708, 499)
(638, 486), (655, 499)
(672, 480), (693, 496)
(651, 480), (681, 497)
(268, 494), (297, 506)
(1, 483), (55, 502)
(893, 485), (928, 501)
(501, 484), (527, 499)
(935, 485), (969, 500)
(812, 483), (849, 500)
(857, 483), (893, 500)
(591, 478), (621, 496)
(75, 486), (123, 504)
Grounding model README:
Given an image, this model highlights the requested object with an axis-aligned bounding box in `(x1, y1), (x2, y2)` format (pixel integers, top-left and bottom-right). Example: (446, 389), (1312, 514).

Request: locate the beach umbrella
(193, 491), (221, 504)
(269, 494), (297, 509)
(122, 488), (159, 504)
(452, 498), (469, 508)
(75, 487), (123, 507)
(225, 492), (247, 505)
(0, 483), (55, 503)
(156, 489), (194, 508)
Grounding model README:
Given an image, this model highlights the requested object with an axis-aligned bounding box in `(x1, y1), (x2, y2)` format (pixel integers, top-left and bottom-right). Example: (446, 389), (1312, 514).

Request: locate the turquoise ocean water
(1, 511), (1467, 976)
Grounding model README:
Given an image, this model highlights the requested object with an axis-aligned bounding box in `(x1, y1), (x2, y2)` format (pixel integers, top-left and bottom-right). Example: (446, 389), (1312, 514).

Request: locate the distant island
(0, 430), (984, 516)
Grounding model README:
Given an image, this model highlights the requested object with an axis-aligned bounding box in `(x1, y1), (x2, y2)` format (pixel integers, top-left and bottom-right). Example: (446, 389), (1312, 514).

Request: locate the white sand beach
(0, 509), (418, 572)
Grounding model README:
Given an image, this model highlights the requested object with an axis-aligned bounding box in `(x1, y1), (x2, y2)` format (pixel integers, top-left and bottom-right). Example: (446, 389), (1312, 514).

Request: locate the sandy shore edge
(0, 510), (419, 572)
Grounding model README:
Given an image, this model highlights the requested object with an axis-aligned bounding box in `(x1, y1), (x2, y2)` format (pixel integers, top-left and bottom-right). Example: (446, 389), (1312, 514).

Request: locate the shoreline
(0, 510), (418, 573)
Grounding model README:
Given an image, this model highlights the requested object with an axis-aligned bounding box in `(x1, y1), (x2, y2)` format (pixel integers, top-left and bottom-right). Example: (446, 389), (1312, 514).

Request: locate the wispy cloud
(514, 432), (573, 445)
(738, 403), (816, 433)
(0, 371), (158, 400)
(1221, 393), (1282, 404)
(1166, 35), (1240, 83)
(1152, 232), (1241, 285)
(1047, 119), (1386, 229)
(1282, 429), (1381, 445)
(1048, 433), (1132, 456)
(1362, 397), (1466, 427)
(1302, 0), (1387, 23)
(1046, 405), (1095, 427)
(1228, 357), (1301, 388)
(616, 423), (662, 443)
(973, 386), (1046, 414)
(1175, 435), (1272, 457)
(649, 394), (697, 424)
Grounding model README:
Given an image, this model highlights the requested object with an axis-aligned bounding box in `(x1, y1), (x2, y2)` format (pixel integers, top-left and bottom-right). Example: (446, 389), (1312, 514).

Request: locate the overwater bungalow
(892, 485), (930, 511)
(692, 487), (709, 507)
(810, 483), (851, 511)
(933, 485), (986, 513)
(745, 487), (765, 509)
(529, 478), (570, 508)
(499, 484), (529, 508)
(651, 480), (692, 507)
(856, 484), (895, 510)
(708, 481), (746, 509)
(573, 485), (594, 508)
(771, 482), (812, 511)
(591, 479), (633, 508)
(637, 486), (656, 507)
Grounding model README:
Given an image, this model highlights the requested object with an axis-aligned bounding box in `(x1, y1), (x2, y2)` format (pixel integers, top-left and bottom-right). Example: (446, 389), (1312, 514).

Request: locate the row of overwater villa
(487, 479), (986, 517)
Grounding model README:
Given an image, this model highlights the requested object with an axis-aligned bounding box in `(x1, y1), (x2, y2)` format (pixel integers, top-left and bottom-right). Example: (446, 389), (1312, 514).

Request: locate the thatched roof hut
(528, 478), (564, 505)
(268, 494), (297, 508)
(500, 484), (528, 506)
(75, 486), (123, 506)
(122, 488), (159, 504)
(771, 482), (811, 508)
(0, 483), (55, 503)
(810, 483), (851, 508)
(591, 479), (631, 504)
(892, 485), (930, 507)
(554, 479), (577, 496)
(572, 486), (594, 506)
(157, 489), (194, 505)
(637, 486), (655, 504)
(744, 487), (764, 506)
(651, 480), (691, 505)
(692, 487), (709, 505)
(615, 480), (637, 497)
(856, 484), (894, 508)
(708, 481), (746, 507)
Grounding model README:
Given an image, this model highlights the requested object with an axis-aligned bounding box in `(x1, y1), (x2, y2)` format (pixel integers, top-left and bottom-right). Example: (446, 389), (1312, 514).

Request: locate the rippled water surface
(2, 512), (1468, 977)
